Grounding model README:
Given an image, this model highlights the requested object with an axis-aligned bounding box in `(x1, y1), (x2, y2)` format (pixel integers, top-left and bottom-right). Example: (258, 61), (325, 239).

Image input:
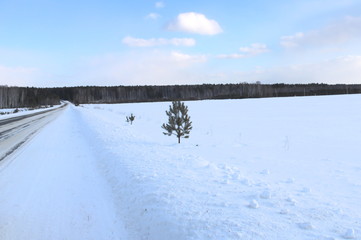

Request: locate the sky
(0, 0), (361, 87)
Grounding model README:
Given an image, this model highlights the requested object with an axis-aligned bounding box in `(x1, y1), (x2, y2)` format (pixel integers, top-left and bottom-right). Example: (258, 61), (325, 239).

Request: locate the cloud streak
(122, 36), (196, 47)
(239, 43), (269, 55)
(232, 55), (361, 84)
(155, 1), (164, 9)
(218, 43), (269, 59)
(217, 53), (246, 59)
(171, 51), (207, 63)
(73, 53), (361, 86)
(281, 16), (361, 48)
(145, 13), (160, 20)
(167, 12), (222, 35)
(74, 50), (209, 86)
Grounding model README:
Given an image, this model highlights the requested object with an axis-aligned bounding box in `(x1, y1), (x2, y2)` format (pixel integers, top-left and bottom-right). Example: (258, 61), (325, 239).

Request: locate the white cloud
(218, 43), (269, 59)
(167, 12), (223, 35)
(232, 55), (361, 84)
(217, 53), (246, 59)
(122, 36), (196, 47)
(281, 32), (304, 48)
(284, 55), (361, 84)
(171, 51), (207, 63)
(155, 1), (164, 8)
(281, 16), (361, 48)
(239, 43), (269, 55)
(145, 13), (160, 20)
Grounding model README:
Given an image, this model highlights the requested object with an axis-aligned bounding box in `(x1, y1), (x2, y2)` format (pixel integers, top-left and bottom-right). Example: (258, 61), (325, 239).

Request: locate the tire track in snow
(0, 104), (66, 162)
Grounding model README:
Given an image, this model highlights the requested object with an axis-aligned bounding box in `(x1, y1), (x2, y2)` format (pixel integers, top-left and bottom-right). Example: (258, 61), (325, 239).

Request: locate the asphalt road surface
(0, 104), (67, 161)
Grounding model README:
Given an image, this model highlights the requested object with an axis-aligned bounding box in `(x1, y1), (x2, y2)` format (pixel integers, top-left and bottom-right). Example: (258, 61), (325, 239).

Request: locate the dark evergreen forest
(1, 83), (361, 108)
(0, 86), (60, 108)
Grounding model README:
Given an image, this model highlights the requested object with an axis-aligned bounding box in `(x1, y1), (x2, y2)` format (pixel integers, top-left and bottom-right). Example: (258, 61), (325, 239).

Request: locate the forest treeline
(0, 86), (60, 108)
(1, 83), (361, 108)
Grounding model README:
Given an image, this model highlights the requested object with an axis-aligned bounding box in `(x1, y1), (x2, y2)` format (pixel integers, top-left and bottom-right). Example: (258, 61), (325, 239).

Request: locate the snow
(280, 209), (290, 215)
(344, 229), (356, 239)
(260, 190), (272, 199)
(248, 199), (260, 209)
(0, 106), (127, 240)
(0, 103), (64, 120)
(0, 107), (31, 114)
(1, 94), (361, 239)
(298, 222), (315, 230)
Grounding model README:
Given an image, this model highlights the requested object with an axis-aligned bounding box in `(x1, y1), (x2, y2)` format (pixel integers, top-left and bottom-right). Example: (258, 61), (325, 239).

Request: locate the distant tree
(126, 113), (135, 125)
(162, 101), (192, 144)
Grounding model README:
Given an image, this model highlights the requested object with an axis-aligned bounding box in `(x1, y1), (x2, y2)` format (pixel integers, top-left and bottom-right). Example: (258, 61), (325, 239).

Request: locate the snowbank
(0, 102), (65, 120)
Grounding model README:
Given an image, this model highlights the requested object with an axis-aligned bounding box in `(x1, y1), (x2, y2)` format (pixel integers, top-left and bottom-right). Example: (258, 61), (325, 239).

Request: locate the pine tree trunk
(178, 137), (180, 144)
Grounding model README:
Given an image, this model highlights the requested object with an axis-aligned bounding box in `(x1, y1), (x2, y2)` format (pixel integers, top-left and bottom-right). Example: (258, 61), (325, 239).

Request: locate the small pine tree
(162, 101), (192, 144)
(126, 113), (135, 125)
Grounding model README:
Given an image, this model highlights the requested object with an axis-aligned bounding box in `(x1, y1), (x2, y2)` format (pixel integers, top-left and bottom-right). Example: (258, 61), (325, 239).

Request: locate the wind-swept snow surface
(77, 94), (361, 240)
(1, 95), (361, 240)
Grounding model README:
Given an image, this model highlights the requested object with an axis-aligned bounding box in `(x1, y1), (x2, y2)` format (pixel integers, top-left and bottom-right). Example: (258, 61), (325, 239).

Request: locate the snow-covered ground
(0, 105), (127, 240)
(78, 95), (361, 240)
(1, 94), (361, 240)
(0, 103), (63, 120)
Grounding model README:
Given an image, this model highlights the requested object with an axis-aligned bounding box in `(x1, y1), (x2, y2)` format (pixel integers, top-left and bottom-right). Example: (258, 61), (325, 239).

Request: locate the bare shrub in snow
(126, 113), (135, 125)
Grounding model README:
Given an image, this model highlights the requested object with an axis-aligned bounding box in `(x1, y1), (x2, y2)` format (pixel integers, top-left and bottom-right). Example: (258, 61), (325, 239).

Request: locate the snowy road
(0, 105), (127, 240)
(0, 105), (66, 161)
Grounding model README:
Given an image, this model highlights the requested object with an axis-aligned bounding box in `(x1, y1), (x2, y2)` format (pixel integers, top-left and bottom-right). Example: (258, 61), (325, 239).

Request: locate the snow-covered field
(1, 94), (361, 240)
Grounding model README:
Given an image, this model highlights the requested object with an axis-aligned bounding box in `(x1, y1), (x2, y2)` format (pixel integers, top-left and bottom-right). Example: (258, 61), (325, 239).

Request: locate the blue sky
(0, 0), (361, 87)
